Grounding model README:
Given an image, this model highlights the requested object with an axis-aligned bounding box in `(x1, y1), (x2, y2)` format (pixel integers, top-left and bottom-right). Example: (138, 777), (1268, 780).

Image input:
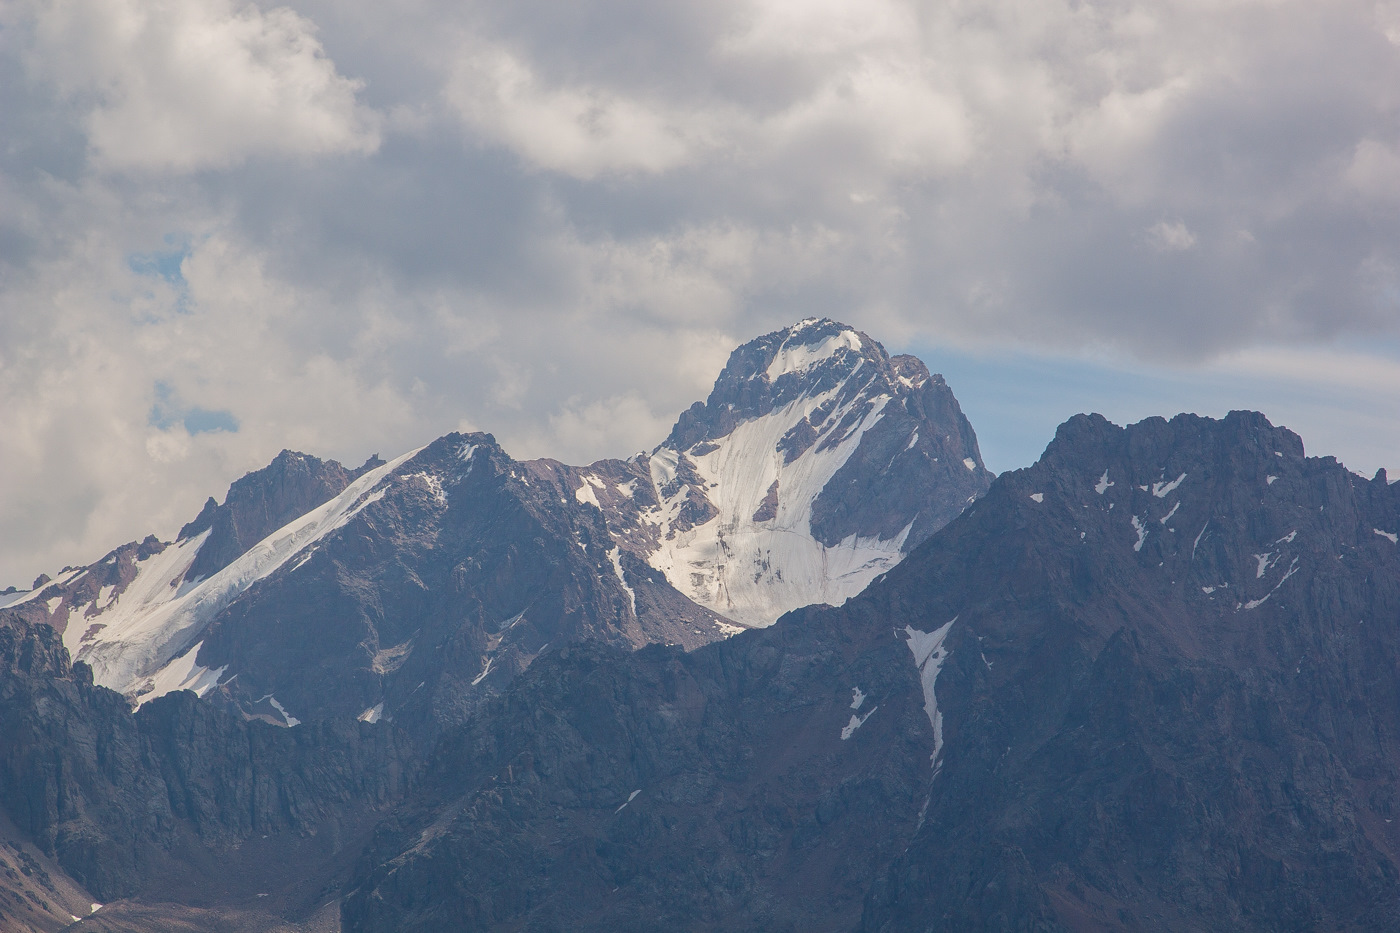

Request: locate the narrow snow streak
(841, 706), (878, 740)
(905, 618), (956, 769)
(1152, 473), (1187, 497)
(1131, 515), (1148, 552)
(1244, 558), (1300, 610)
(608, 548), (637, 616)
(81, 450), (419, 700)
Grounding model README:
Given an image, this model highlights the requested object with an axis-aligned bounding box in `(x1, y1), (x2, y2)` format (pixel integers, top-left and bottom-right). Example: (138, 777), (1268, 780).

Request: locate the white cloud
(1146, 220), (1197, 252)
(4, 0), (1400, 585)
(446, 45), (703, 178)
(23, 0), (380, 171)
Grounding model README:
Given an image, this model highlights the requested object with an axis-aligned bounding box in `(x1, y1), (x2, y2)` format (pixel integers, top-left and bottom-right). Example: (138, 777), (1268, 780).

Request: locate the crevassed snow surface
(644, 385), (910, 627)
(133, 640), (226, 707)
(80, 450), (417, 700)
(906, 619), (955, 768)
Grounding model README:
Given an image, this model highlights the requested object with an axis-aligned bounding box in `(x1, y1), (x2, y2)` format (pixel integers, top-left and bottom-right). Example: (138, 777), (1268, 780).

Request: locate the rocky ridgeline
(1, 320), (989, 742)
(341, 411), (1400, 932)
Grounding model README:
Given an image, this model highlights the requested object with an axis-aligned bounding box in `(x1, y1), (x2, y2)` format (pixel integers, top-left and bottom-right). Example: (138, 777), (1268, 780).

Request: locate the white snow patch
(406, 471), (446, 505)
(905, 431), (919, 450)
(457, 443), (479, 462)
(267, 695), (300, 727)
(1376, 529), (1399, 544)
(1276, 530), (1297, 544)
(608, 547), (637, 616)
(1191, 522), (1209, 561)
(1160, 501), (1180, 524)
(45, 595), (63, 614)
(850, 686), (866, 710)
(132, 640), (226, 707)
(905, 618), (955, 768)
(1131, 515), (1148, 552)
(765, 330), (862, 380)
(1095, 470), (1113, 495)
(574, 482), (600, 508)
(841, 706), (878, 740)
(358, 702), (384, 724)
(4, 568), (83, 607)
(714, 619), (747, 637)
(1254, 553), (1276, 578)
(0, 589), (33, 609)
(1267, 475), (1278, 485)
(1029, 493), (1044, 503)
(96, 584), (115, 607)
(616, 789), (642, 813)
(962, 457), (977, 472)
(1243, 557), (1300, 610)
(1202, 586), (1216, 594)
(644, 385), (908, 627)
(79, 450), (418, 698)
(1153, 473), (1187, 497)
(91, 903), (102, 914)
(471, 655), (494, 686)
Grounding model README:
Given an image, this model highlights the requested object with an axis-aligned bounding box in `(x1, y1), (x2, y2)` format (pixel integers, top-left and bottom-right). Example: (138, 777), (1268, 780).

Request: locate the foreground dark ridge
(6, 409), (1400, 930)
(333, 410), (1400, 932)
(8, 408), (1386, 931)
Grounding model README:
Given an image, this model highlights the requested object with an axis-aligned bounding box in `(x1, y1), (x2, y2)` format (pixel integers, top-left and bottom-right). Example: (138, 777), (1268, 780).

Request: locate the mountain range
(1, 320), (1398, 932)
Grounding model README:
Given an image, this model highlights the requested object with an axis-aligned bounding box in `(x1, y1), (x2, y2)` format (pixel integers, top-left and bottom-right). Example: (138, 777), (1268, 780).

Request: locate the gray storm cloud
(1, 0), (1398, 585)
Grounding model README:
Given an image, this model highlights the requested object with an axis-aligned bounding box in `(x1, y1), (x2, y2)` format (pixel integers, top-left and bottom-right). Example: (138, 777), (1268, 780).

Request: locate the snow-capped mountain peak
(589, 319), (992, 627)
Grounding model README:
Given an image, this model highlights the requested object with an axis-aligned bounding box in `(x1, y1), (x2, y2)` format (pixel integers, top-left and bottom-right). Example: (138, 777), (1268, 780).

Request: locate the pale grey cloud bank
(1, 0), (1398, 586)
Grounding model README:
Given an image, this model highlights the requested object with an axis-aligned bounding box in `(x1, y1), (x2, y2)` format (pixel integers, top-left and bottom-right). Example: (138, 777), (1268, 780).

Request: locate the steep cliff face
(0, 616), (415, 921)
(340, 411), (1400, 933)
(857, 411), (1400, 931)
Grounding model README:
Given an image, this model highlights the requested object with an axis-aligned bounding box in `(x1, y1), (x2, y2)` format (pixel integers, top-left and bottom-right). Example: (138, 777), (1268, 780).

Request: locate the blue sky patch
(148, 381), (238, 435)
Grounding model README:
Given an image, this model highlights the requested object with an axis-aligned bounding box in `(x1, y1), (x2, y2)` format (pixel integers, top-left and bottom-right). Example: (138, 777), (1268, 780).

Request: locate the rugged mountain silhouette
(0, 320), (988, 746)
(342, 411), (1400, 932)
(4, 324), (1398, 931)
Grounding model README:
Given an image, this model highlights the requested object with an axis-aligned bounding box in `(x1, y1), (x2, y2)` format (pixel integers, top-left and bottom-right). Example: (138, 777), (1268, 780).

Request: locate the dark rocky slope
(341, 411), (1400, 932)
(0, 618), (415, 926)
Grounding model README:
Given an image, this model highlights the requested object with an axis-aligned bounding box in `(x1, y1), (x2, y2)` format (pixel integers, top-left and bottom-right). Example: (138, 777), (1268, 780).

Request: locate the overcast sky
(2, 0), (1399, 588)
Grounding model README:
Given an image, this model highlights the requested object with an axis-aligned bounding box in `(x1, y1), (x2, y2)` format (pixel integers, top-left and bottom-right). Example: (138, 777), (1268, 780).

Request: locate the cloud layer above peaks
(2, 0), (1399, 584)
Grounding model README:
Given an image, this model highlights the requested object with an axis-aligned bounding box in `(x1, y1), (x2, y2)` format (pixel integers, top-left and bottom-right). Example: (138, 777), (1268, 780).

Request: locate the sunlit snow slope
(575, 318), (993, 627)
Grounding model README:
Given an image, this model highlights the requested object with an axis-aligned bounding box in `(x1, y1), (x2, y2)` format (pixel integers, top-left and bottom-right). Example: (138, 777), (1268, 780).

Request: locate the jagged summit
(664, 318), (941, 448)
(600, 318), (992, 626)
